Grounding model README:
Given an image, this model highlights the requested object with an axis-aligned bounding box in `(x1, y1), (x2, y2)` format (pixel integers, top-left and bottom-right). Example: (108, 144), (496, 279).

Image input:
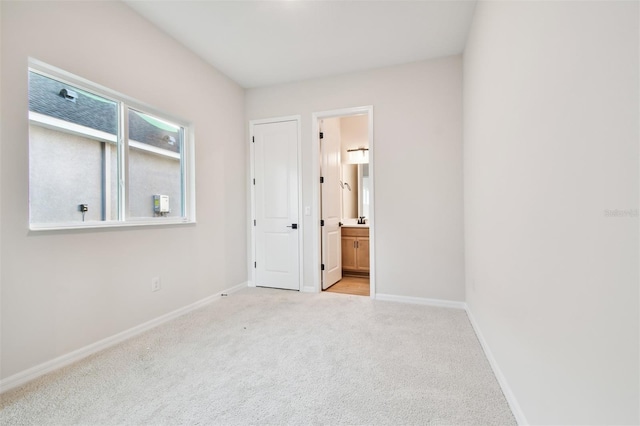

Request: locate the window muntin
(28, 64), (193, 229)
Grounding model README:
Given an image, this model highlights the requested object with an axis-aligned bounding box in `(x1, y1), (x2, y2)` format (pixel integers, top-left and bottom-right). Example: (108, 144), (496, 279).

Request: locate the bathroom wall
(340, 115), (367, 220)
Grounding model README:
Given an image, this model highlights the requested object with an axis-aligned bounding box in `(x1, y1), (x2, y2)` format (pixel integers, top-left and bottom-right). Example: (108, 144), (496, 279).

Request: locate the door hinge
(253, 178), (255, 185)
(252, 136), (255, 143)
(319, 132), (324, 139)
(253, 219), (256, 226)
(254, 261), (257, 268)
(320, 220), (324, 226)
(320, 176), (324, 184)
(321, 264), (325, 271)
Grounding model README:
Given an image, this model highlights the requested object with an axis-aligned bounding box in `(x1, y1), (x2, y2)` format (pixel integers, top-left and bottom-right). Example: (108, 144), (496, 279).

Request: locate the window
(28, 61), (194, 229)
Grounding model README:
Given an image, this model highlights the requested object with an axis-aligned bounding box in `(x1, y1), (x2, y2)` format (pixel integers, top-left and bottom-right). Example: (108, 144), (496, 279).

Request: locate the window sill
(29, 218), (195, 232)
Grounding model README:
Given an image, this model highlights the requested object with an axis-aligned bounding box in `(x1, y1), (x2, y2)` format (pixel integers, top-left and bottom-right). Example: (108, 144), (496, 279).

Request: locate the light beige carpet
(0, 287), (516, 425)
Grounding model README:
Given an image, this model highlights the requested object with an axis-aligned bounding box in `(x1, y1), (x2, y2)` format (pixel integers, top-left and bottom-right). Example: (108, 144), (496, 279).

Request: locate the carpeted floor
(0, 287), (516, 425)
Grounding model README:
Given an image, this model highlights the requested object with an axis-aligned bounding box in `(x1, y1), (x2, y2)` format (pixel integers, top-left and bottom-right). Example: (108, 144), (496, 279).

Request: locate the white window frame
(28, 59), (196, 231)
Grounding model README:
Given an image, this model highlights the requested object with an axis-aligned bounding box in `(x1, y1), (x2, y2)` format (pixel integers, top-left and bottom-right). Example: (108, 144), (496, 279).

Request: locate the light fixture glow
(347, 147), (369, 164)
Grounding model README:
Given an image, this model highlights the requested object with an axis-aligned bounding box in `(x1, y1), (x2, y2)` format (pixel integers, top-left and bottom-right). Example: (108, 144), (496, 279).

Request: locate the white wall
(0, 1), (246, 379)
(463, 1), (639, 424)
(246, 56), (464, 301)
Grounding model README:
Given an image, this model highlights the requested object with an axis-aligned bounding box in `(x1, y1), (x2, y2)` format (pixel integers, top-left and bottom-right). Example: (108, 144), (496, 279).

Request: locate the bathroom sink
(341, 223), (369, 228)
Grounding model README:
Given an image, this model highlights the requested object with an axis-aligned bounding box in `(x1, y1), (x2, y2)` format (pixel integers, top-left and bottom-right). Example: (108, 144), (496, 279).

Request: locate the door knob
(286, 223), (298, 229)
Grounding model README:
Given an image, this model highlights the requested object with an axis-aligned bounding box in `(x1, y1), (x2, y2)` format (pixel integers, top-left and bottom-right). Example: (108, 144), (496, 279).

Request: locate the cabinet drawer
(341, 227), (369, 238)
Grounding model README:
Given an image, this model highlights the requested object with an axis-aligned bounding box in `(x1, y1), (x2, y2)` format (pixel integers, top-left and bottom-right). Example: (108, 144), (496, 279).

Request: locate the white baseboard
(375, 293), (466, 310)
(301, 285), (316, 293)
(465, 307), (528, 426)
(0, 281), (248, 394)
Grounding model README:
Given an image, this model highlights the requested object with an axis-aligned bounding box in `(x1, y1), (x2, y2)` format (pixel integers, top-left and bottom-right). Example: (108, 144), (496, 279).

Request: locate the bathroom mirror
(342, 163), (369, 220)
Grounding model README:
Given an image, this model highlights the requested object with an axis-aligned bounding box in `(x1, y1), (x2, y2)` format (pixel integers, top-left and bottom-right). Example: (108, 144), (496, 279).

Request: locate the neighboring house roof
(28, 72), (181, 154)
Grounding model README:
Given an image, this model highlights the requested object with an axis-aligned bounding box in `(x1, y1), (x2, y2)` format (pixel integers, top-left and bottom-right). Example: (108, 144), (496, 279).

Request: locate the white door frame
(312, 106), (375, 298)
(248, 116), (303, 290)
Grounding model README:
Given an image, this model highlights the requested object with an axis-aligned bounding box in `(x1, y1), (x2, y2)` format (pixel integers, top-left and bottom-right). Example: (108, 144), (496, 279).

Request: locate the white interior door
(320, 118), (342, 290)
(253, 120), (300, 291)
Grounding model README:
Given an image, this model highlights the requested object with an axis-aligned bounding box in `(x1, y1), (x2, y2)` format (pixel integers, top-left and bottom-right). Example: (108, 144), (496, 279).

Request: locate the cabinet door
(356, 237), (370, 272)
(341, 236), (357, 271)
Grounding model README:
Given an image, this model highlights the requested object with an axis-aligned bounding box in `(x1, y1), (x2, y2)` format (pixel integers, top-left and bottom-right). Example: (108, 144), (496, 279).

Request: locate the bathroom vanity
(341, 225), (370, 276)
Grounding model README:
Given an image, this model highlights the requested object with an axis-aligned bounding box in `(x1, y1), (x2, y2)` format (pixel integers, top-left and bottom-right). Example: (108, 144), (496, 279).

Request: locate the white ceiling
(124, 1), (477, 89)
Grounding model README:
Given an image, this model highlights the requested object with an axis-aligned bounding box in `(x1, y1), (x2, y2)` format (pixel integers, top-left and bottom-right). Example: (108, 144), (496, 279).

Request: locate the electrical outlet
(151, 277), (161, 292)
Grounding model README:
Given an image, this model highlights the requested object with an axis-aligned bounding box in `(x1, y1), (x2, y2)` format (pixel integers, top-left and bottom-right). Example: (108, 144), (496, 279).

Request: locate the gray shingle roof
(29, 72), (181, 154)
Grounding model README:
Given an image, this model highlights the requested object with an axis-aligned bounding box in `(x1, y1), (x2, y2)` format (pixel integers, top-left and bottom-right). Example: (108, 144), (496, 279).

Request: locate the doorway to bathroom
(312, 106), (374, 297)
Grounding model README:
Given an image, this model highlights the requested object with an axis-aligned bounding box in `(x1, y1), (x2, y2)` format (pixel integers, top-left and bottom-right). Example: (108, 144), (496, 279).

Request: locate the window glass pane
(127, 108), (183, 218)
(28, 71), (118, 224)
(27, 64), (193, 229)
